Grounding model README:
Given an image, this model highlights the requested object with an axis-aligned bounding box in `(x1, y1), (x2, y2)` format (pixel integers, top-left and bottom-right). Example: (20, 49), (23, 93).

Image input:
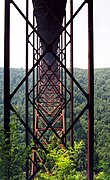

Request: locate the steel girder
(4, 0), (94, 179)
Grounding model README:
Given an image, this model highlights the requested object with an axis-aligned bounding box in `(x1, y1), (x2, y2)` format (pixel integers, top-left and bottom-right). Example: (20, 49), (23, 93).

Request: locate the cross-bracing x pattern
(30, 0), (89, 176)
(30, 0), (70, 174)
(8, 0), (91, 178)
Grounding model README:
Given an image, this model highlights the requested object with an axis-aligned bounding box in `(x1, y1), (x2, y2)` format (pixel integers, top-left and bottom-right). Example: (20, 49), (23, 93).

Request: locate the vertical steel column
(70, 0), (74, 147)
(4, 0), (10, 137)
(64, 13), (67, 146)
(26, 0), (29, 179)
(4, 0), (10, 178)
(32, 13), (37, 175)
(33, 12), (35, 139)
(88, 0), (94, 179)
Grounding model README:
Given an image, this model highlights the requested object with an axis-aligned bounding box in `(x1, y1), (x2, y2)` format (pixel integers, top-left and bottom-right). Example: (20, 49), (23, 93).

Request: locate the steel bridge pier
(4, 0), (94, 179)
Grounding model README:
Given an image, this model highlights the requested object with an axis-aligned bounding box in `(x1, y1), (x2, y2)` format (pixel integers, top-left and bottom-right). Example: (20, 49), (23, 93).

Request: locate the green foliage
(95, 162), (110, 180)
(0, 115), (30, 180)
(0, 67), (110, 177)
(36, 141), (86, 180)
(95, 172), (110, 180)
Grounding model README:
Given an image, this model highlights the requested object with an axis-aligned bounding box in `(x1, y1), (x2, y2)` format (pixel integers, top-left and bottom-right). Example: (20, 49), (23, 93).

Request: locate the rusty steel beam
(3, 0), (94, 179)
(4, 0), (10, 178)
(88, 0), (94, 179)
(26, 0), (29, 179)
(64, 14), (67, 146)
(4, 0), (10, 139)
(70, 0), (74, 148)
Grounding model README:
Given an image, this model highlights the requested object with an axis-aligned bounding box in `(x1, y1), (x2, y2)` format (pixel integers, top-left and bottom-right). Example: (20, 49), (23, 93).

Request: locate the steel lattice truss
(4, 0), (94, 179)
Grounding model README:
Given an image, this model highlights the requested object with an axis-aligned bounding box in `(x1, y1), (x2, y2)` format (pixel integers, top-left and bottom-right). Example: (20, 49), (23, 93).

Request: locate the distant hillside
(0, 67), (110, 172)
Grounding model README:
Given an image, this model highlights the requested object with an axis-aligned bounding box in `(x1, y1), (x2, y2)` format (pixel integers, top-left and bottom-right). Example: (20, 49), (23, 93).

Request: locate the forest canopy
(0, 67), (110, 179)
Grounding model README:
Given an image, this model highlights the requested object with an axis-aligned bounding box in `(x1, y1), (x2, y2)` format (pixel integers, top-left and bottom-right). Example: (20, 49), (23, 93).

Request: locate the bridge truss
(4, 0), (94, 179)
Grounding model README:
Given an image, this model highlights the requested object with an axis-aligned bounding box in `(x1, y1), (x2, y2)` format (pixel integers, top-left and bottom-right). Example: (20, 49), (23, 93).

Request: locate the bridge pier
(4, 0), (94, 179)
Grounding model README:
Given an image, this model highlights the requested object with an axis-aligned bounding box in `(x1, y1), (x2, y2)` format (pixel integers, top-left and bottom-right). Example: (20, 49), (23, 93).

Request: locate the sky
(0, 0), (110, 69)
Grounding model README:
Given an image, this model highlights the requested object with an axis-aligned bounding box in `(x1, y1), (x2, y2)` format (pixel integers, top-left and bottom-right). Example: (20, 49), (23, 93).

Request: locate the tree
(0, 114), (30, 180)
(35, 140), (86, 180)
